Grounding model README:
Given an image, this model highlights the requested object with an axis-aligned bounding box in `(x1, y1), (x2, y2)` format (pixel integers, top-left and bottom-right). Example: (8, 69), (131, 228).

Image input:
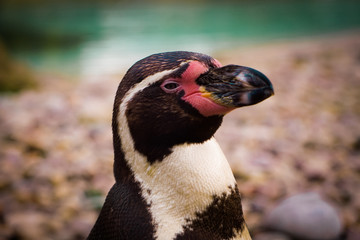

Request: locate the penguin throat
(120, 138), (244, 239)
(126, 112), (223, 163)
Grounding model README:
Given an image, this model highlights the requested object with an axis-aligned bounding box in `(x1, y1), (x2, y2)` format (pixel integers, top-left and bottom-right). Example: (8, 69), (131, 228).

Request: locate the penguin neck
(113, 117), (251, 239)
(119, 134), (238, 208)
(123, 137), (242, 238)
(132, 137), (237, 203)
(114, 95), (237, 217)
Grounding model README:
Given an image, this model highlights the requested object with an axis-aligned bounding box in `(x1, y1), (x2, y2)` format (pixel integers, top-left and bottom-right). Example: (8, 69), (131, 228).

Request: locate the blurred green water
(0, 0), (359, 79)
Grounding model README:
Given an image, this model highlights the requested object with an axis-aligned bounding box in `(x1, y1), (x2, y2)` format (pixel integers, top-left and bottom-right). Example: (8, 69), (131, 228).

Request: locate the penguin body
(87, 51), (273, 240)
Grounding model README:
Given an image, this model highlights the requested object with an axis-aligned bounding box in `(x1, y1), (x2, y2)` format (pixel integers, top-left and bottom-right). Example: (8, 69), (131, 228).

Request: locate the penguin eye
(164, 82), (179, 90)
(161, 81), (181, 93)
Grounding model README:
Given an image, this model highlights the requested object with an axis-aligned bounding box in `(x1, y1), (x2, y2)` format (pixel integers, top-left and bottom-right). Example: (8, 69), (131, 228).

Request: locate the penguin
(87, 51), (274, 240)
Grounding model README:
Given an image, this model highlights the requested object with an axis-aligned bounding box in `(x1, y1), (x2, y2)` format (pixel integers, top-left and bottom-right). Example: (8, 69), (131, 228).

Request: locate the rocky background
(0, 32), (359, 240)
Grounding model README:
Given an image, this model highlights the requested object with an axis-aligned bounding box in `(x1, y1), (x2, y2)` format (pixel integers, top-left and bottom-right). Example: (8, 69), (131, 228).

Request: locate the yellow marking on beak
(199, 86), (213, 98)
(201, 92), (212, 98)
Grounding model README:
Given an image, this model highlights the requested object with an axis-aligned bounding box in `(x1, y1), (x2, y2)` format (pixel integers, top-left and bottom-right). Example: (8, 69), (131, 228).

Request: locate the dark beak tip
(265, 87), (275, 97)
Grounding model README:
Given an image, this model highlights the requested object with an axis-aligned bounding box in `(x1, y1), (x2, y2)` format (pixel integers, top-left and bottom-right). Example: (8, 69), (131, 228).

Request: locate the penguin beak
(196, 65), (274, 108)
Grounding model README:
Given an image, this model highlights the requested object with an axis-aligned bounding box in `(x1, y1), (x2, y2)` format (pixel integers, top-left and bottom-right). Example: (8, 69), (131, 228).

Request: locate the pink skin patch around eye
(178, 60), (234, 117)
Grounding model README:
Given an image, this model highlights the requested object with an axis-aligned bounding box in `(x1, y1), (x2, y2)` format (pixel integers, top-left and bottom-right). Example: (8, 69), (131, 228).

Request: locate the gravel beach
(0, 31), (359, 240)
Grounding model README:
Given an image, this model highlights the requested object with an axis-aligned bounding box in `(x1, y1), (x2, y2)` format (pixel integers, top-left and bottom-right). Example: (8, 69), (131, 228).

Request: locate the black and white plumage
(87, 51), (273, 240)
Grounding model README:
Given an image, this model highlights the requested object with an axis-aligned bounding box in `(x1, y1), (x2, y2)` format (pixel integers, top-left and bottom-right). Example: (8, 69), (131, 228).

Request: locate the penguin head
(113, 51), (273, 163)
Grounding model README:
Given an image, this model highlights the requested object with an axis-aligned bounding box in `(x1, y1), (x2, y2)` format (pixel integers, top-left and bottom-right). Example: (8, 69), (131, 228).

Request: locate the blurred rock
(7, 211), (50, 240)
(254, 232), (291, 240)
(346, 227), (360, 240)
(263, 192), (343, 240)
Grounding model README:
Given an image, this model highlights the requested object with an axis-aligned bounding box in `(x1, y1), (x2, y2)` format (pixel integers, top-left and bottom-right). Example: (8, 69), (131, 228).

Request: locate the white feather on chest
(143, 139), (236, 239)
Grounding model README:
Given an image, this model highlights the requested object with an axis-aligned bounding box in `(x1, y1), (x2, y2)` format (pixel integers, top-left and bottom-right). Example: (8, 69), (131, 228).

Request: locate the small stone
(264, 192), (343, 240)
(254, 232), (291, 240)
(347, 227), (360, 240)
(7, 211), (49, 240)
